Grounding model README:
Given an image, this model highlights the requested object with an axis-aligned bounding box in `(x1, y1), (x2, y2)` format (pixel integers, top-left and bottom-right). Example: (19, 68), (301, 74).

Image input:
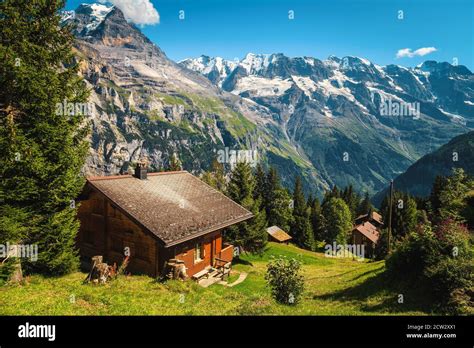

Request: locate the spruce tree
(435, 169), (473, 223)
(0, 0), (90, 275)
(227, 162), (254, 203)
(307, 193), (314, 208)
(310, 197), (323, 242)
(321, 197), (352, 245)
(322, 184), (340, 206)
(290, 177), (314, 250)
(169, 153), (182, 171)
(381, 191), (417, 239)
(341, 184), (361, 220)
(202, 159), (226, 192)
(263, 167), (292, 232)
(429, 175), (448, 220)
(226, 162), (267, 254)
(253, 163), (266, 203)
(357, 191), (374, 217)
(213, 160), (226, 191)
(330, 185), (340, 199)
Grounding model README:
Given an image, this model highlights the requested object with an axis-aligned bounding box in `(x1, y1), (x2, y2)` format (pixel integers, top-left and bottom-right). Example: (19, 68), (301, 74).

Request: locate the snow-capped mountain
(62, 2), (473, 196)
(61, 3), (317, 190)
(62, 3), (114, 36)
(179, 55), (238, 87)
(181, 54), (474, 124)
(181, 52), (474, 193)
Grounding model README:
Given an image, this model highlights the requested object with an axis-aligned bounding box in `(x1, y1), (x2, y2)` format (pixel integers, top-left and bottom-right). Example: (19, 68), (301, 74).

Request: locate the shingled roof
(267, 226), (292, 242)
(352, 221), (380, 244)
(355, 211), (384, 226)
(86, 171), (253, 246)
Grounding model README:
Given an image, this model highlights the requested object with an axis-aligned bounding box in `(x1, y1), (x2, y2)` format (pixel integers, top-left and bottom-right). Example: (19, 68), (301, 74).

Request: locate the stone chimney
(134, 162), (147, 180)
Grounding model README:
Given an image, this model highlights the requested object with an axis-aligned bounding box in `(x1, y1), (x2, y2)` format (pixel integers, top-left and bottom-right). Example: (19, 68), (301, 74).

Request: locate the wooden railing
(218, 243), (233, 263)
(214, 257), (231, 280)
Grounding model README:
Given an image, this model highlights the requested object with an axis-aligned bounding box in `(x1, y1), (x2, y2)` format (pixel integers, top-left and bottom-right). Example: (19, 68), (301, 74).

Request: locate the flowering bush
(386, 220), (473, 314)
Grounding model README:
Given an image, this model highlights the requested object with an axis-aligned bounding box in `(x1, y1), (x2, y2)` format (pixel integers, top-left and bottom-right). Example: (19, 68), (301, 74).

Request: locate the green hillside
(0, 243), (436, 315)
(373, 131), (474, 205)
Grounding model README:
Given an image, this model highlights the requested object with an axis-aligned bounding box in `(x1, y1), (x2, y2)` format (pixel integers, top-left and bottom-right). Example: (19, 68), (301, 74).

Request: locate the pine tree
(307, 193), (314, 208)
(236, 196), (268, 255)
(212, 159), (226, 191)
(330, 185), (340, 199)
(263, 167), (292, 232)
(226, 162), (267, 254)
(290, 177), (314, 250)
(168, 153), (182, 171)
(310, 197), (323, 242)
(253, 163), (266, 203)
(357, 191), (374, 217)
(0, 0), (90, 275)
(321, 197), (352, 245)
(401, 193), (418, 236)
(322, 184), (340, 206)
(381, 191), (417, 239)
(201, 171), (214, 188)
(429, 175), (448, 222)
(227, 162), (254, 203)
(436, 169), (473, 223)
(202, 159), (226, 192)
(341, 184), (361, 220)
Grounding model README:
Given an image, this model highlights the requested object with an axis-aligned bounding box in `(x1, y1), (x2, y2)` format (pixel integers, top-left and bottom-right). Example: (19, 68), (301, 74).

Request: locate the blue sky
(65, 0), (473, 69)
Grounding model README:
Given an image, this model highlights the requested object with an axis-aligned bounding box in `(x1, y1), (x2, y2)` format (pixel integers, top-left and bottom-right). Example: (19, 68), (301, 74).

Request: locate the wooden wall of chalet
(352, 231), (375, 255)
(161, 231), (223, 277)
(77, 191), (159, 277)
(352, 231), (365, 246)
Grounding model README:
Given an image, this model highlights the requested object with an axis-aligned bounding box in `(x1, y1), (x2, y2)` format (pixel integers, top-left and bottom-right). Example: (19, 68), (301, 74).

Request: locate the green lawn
(0, 242), (437, 315)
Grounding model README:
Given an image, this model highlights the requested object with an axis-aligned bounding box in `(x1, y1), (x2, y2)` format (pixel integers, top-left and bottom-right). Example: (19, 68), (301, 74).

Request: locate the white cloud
(99, 0), (159, 26)
(396, 47), (437, 59)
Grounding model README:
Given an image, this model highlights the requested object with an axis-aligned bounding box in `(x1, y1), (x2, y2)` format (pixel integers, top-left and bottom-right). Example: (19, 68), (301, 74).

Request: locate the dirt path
(220, 271), (248, 287)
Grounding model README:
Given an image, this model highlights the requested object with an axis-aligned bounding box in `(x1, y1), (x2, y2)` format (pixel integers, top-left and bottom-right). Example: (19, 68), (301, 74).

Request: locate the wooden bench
(192, 268), (210, 281)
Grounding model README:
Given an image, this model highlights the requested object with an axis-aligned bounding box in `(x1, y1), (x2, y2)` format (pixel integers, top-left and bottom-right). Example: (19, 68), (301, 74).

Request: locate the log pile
(165, 259), (187, 280)
(84, 256), (117, 284)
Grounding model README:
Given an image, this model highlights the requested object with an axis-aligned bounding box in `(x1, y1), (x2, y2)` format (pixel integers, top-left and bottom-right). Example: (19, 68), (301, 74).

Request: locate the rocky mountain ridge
(64, 3), (474, 196)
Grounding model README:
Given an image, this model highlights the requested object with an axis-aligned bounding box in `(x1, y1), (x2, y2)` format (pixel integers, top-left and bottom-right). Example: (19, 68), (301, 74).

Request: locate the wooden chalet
(355, 211), (384, 229)
(351, 221), (381, 256)
(76, 165), (253, 280)
(266, 226), (292, 244)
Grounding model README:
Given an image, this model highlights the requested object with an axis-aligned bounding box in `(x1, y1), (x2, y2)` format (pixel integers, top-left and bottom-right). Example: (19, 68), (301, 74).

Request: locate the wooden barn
(266, 226), (292, 244)
(76, 166), (253, 279)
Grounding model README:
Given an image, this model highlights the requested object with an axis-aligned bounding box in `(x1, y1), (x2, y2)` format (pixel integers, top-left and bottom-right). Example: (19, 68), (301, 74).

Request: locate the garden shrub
(386, 220), (473, 314)
(265, 257), (304, 305)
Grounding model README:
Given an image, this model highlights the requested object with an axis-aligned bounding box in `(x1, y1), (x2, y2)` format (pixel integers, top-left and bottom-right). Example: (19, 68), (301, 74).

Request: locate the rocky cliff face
(64, 4), (316, 190)
(64, 3), (473, 196)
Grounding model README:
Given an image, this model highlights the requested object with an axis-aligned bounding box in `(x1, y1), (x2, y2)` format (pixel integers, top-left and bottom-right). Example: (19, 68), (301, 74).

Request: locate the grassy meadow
(0, 242), (436, 315)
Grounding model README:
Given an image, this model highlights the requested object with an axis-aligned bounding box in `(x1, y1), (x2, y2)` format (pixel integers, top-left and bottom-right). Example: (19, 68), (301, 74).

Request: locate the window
(194, 243), (203, 263)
